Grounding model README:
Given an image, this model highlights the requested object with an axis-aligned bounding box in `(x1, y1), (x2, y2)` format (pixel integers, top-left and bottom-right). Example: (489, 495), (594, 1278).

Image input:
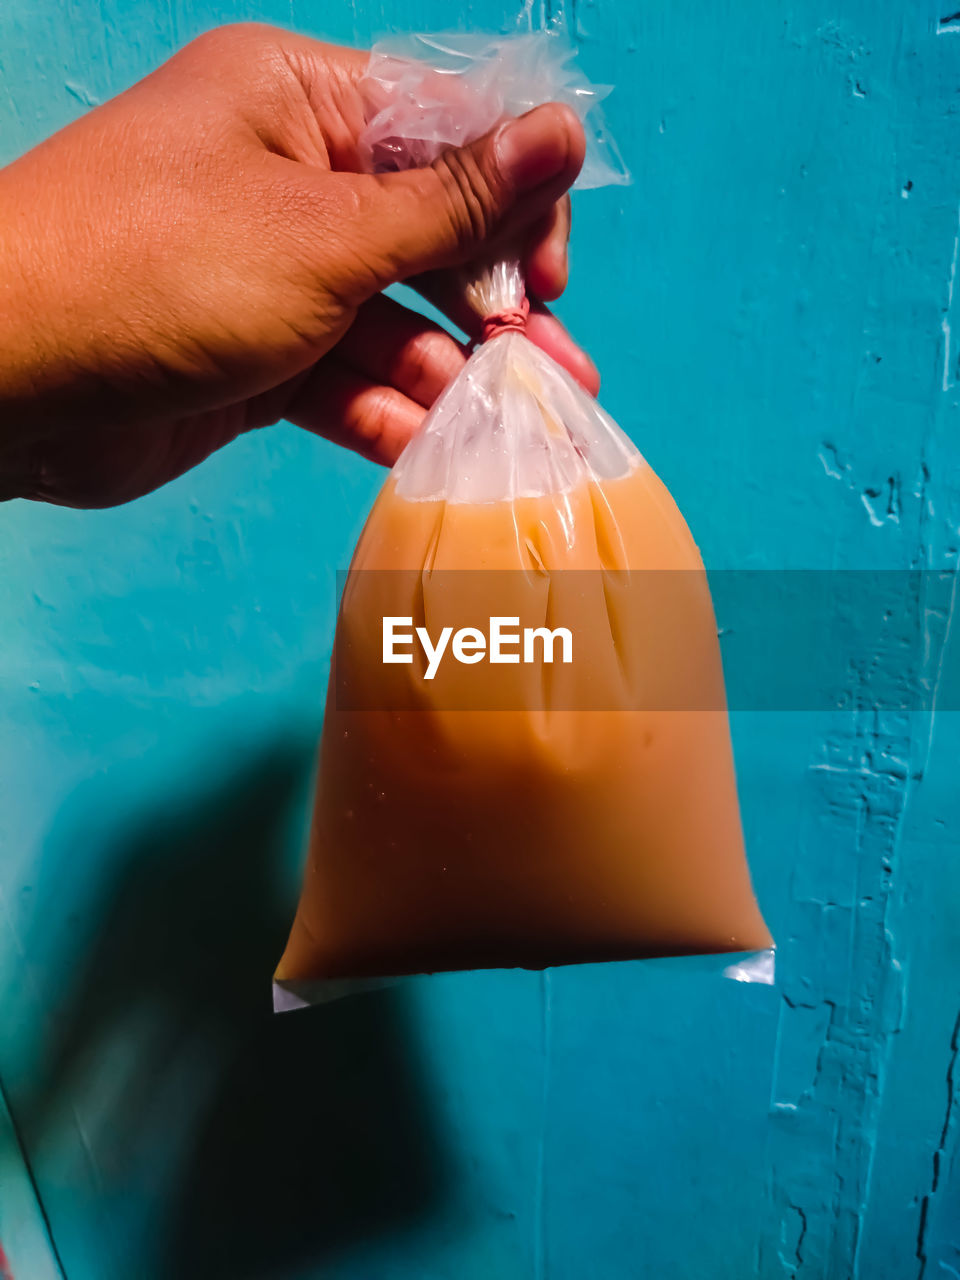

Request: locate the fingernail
(494, 105), (575, 193)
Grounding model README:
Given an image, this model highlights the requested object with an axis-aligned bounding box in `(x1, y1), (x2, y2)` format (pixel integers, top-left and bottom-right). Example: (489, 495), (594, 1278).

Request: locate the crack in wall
(915, 1006), (960, 1278)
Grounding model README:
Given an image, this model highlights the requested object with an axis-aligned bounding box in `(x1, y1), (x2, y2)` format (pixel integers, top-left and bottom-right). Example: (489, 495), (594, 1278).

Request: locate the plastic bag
(274, 33), (772, 1007)
(358, 31), (629, 189)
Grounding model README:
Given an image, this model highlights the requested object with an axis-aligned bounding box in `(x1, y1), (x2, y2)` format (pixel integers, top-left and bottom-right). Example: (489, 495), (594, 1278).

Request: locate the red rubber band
(481, 297), (530, 342)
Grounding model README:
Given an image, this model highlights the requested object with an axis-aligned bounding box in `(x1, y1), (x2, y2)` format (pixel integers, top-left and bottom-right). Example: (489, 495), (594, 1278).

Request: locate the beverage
(275, 460), (772, 983)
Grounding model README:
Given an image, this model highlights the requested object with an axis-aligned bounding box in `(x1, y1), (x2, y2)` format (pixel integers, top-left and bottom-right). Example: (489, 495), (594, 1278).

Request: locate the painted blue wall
(2, 2), (959, 1277)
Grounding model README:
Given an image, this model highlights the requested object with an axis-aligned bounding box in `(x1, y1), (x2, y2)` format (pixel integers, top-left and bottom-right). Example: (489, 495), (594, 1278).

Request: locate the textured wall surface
(2, 2), (959, 1277)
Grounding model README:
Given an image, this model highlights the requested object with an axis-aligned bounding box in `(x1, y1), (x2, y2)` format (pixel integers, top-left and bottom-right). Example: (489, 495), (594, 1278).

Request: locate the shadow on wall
(16, 734), (452, 1280)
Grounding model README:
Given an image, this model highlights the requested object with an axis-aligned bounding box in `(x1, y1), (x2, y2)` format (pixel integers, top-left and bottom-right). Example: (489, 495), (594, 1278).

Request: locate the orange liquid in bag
(276, 461), (772, 984)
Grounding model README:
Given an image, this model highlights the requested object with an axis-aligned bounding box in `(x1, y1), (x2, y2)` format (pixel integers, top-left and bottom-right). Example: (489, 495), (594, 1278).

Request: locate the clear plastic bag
(358, 31), (629, 189)
(274, 33), (772, 1007)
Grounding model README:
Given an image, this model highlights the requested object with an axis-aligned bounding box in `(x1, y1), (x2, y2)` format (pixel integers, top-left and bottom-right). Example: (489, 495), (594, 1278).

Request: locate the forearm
(0, 166), (52, 428)
(2, 181), (190, 485)
(0, 165), (59, 498)
(0, 147), (117, 447)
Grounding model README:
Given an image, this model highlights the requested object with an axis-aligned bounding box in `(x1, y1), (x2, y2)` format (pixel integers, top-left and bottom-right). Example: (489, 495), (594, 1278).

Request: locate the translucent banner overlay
(332, 570), (960, 712)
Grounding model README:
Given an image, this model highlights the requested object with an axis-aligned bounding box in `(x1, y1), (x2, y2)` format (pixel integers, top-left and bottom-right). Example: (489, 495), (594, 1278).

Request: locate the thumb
(328, 103), (585, 301)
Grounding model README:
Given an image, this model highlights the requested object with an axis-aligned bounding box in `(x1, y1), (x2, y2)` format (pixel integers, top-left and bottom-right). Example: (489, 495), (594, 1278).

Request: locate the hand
(0, 23), (594, 508)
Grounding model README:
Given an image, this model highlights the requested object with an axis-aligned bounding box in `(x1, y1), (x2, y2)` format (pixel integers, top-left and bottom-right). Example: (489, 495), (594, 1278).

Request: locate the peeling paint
(766, 713), (912, 1280)
(63, 81), (99, 107)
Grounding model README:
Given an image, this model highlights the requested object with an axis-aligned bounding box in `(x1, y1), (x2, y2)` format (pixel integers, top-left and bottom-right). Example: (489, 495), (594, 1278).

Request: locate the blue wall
(2, 2), (959, 1277)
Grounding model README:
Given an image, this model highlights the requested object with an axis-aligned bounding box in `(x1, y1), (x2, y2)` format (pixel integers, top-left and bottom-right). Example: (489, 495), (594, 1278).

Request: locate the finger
(284, 358), (425, 465)
(525, 305), (600, 396)
(411, 271), (601, 395)
(335, 294), (467, 407)
(523, 195), (571, 302)
(311, 102), (585, 302)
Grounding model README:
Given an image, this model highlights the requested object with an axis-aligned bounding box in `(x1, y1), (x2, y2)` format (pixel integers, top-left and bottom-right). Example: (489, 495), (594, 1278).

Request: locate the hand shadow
(16, 731), (452, 1280)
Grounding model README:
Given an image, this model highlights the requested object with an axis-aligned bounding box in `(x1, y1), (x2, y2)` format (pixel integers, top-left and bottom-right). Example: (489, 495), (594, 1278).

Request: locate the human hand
(0, 23), (594, 508)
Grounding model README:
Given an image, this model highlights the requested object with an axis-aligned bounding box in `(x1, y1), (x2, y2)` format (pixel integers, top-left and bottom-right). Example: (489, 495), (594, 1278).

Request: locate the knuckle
(182, 23), (246, 61)
(431, 148), (501, 250)
(398, 330), (460, 401)
(393, 334), (432, 397)
(359, 387), (394, 444)
(187, 21), (261, 52)
(180, 23), (288, 84)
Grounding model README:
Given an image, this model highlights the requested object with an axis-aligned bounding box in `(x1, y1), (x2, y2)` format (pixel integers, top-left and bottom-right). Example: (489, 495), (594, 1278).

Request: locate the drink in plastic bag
(274, 33), (772, 1002)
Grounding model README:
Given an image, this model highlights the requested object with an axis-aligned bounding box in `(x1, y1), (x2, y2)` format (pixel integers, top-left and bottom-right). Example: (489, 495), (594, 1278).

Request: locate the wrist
(0, 156), (138, 466)
(0, 188), (40, 380)
(0, 174), (51, 497)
